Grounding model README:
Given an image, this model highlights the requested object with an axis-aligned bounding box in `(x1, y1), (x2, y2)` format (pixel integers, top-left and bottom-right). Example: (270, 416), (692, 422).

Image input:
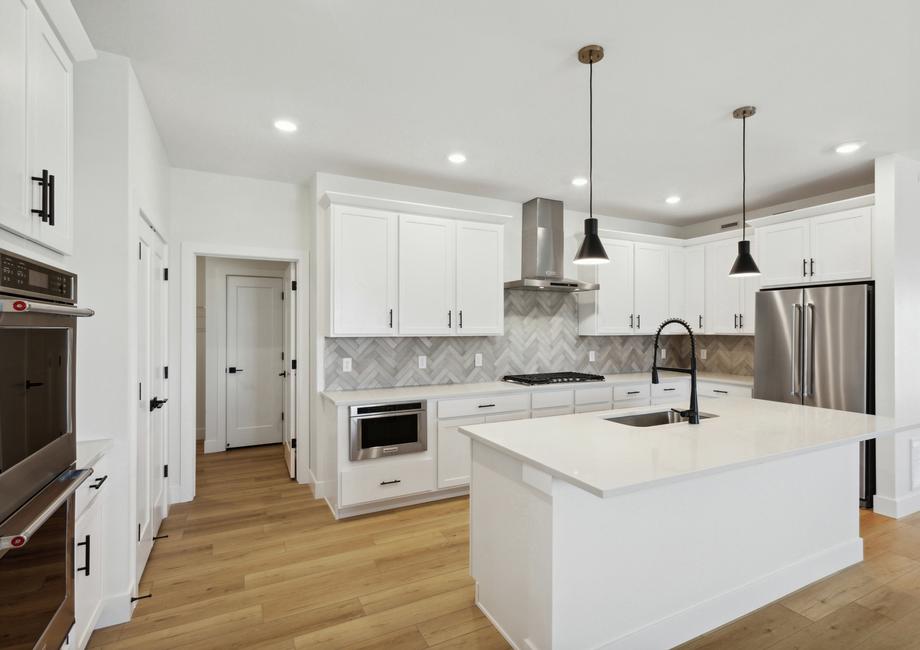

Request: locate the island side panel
(551, 442), (861, 650)
(470, 441), (553, 650)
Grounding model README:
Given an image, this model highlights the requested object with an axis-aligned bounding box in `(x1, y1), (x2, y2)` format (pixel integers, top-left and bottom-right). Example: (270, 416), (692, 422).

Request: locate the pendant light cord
(589, 60), (593, 220)
(742, 114), (747, 241)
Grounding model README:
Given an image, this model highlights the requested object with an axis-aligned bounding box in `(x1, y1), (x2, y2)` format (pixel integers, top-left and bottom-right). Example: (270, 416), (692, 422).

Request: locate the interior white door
(226, 275), (284, 449)
(398, 215), (456, 336)
(705, 239), (743, 334)
(332, 206), (397, 335)
(281, 264), (296, 478)
(633, 243), (670, 334)
(684, 245), (706, 332)
(0, 0), (29, 237)
(756, 219), (810, 287)
(28, 6), (72, 253)
(596, 239), (635, 334)
(136, 220), (167, 586)
(456, 221), (503, 335)
(809, 208), (872, 283)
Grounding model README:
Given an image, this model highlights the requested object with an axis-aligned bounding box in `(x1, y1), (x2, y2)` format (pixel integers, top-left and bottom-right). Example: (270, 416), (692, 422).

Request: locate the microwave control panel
(0, 250), (76, 304)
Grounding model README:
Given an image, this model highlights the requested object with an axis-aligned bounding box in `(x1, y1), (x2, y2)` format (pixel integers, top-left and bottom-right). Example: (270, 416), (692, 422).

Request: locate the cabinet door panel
(29, 8), (72, 253)
(741, 236), (759, 334)
(667, 247), (685, 326)
(596, 239), (634, 334)
(398, 215), (455, 336)
(810, 208), (872, 283)
(0, 0), (30, 238)
(756, 220), (810, 287)
(332, 207), (397, 336)
(74, 497), (103, 650)
(634, 243), (670, 334)
(456, 221), (503, 335)
(705, 239), (743, 334)
(437, 415), (484, 488)
(684, 245), (706, 332)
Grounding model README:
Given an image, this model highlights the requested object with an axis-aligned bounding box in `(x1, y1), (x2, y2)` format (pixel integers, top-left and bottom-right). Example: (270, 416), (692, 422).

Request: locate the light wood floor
(89, 444), (920, 649)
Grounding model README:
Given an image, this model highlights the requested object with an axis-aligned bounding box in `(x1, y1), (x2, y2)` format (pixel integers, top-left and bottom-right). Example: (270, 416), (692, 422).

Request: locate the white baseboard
(203, 439), (224, 454)
(476, 598), (524, 650)
(597, 538), (863, 650)
(874, 490), (920, 518)
(334, 486), (469, 519)
(195, 426), (205, 440)
(95, 584), (135, 629)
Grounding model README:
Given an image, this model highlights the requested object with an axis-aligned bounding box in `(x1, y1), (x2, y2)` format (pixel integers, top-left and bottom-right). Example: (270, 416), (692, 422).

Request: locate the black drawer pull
(626, 391), (641, 395)
(77, 534), (90, 576)
(48, 174), (55, 226)
(478, 403), (496, 408)
(663, 388), (676, 392)
(31, 169), (49, 221)
(90, 475), (108, 490)
(380, 479), (401, 486)
(713, 389), (729, 394)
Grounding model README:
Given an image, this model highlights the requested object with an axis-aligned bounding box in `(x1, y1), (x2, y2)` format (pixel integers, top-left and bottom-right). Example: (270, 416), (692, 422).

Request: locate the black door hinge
(291, 359), (297, 370)
(138, 383), (142, 400)
(163, 267), (169, 281)
(281, 411), (284, 421)
(291, 438), (297, 449)
(164, 366), (169, 379)
(281, 291), (284, 300)
(163, 464), (168, 478)
(138, 242), (142, 259)
(137, 523), (141, 542)
(291, 280), (297, 291)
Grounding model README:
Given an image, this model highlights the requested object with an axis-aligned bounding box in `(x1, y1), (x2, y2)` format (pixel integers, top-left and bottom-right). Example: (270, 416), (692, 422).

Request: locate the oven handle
(0, 299), (94, 317)
(0, 468), (93, 552)
(350, 409), (426, 421)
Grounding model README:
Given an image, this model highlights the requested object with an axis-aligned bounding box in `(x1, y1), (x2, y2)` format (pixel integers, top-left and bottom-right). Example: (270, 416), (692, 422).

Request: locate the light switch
(588, 351), (596, 362)
(418, 355), (427, 369)
(700, 349), (708, 360)
(474, 353), (483, 367)
(342, 358), (352, 372)
(660, 349), (667, 360)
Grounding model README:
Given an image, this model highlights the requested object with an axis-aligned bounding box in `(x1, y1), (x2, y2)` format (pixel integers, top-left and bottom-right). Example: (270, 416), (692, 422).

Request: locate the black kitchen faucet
(651, 318), (700, 425)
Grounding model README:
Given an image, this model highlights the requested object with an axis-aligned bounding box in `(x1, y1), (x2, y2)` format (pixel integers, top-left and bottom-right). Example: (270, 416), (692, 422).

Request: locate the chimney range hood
(504, 198), (599, 292)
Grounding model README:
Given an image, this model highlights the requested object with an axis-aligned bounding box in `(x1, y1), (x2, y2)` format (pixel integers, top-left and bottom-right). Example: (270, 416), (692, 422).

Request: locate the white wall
(873, 154), (920, 518)
(72, 51), (170, 624)
(168, 168), (308, 502)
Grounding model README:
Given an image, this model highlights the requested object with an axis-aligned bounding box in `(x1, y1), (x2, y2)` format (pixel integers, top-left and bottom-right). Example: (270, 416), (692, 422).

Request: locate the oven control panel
(0, 250), (76, 304)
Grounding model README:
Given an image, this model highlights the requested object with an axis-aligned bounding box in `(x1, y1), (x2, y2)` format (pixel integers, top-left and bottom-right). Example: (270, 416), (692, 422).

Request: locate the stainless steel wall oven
(0, 249), (93, 649)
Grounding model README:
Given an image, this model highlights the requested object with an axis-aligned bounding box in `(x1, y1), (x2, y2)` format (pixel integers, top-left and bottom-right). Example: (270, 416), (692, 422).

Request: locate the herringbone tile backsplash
(324, 292), (753, 390)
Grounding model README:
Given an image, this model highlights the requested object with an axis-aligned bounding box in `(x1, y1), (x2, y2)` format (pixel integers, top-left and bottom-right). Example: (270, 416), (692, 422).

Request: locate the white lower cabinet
(340, 457), (435, 506)
(698, 381), (752, 399)
(73, 449), (111, 650)
(651, 378), (689, 405)
(437, 415), (483, 489)
(613, 382), (651, 408)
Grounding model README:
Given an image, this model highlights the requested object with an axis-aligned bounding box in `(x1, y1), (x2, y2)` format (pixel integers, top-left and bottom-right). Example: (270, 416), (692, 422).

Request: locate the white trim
(596, 228), (686, 246)
(331, 487), (469, 519)
(175, 242), (309, 505)
(34, 0), (96, 61)
(748, 194), (875, 229)
(320, 191), (514, 224)
(873, 491), (920, 519)
(476, 598), (524, 650)
(95, 583), (135, 628)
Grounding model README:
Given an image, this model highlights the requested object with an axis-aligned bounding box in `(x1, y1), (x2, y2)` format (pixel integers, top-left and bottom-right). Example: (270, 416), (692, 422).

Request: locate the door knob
(278, 371), (287, 377)
(149, 397), (168, 412)
(227, 367), (244, 374)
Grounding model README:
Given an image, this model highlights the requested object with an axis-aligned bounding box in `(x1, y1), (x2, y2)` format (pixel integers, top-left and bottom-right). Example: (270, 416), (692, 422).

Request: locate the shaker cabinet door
(456, 220), (503, 335)
(398, 215), (456, 336)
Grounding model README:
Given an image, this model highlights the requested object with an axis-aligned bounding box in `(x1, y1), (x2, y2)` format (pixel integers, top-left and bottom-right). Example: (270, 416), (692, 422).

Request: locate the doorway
(196, 257), (297, 477)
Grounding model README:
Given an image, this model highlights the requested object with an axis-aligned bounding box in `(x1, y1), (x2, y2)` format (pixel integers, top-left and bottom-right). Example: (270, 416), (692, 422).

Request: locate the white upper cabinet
(0, 0), (76, 254)
(455, 221), (503, 335)
(809, 208), (872, 283)
(704, 237), (757, 334)
(331, 206), (398, 336)
(756, 207), (871, 287)
(398, 215), (456, 336)
(684, 245), (706, 332)
(633, 243), (670, 334)
(579, 238), (635, 335)
(668, 246), (686, 326)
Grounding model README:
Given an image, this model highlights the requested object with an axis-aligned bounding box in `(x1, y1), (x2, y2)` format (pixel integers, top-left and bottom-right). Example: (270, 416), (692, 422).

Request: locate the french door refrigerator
(753, 282), (875, 507)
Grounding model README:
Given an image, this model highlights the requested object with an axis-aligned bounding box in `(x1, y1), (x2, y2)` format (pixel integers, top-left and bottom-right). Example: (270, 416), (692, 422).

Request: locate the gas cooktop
(502, 372), (606, 386)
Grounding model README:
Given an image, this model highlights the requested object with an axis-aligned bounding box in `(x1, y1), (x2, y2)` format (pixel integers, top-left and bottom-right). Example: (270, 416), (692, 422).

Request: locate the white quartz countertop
(321, 371), (752, 406)
(77, 438), (114, 469)
(459, 398), (908, 498)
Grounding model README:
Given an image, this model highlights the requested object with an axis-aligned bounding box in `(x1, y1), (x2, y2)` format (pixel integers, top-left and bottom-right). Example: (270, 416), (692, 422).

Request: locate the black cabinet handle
(810, 258), (815, 277)
(637, 314), (641, 329)
(803, 259), (807, 277)
(90, 475), (108, 490)
(77, 534), (90, 576)
(734, 313), (738, 328)
(48, 174), (55, 226)
(627, 390), (641, 395)
(739, 314), (744, 329)
(448, 310), (451, 328)
(380, 479), (401, 486)
(629, 314), (634, 328)
(149, 397), (168, 412)
(31, 169), (49, 221)
(389, 309), (393, 328)
(478, 403), (496, 408)
(227, 367), (243, 374)
(25, 380), (44, 389)
(698, 315), (702, 328)
(663, 388), (676, 392)
(714, 389), (729, 394)
(459, 310), (463, 328)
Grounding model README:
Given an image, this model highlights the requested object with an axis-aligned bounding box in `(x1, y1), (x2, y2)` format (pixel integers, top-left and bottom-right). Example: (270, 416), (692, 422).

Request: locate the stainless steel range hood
(504, 198), (599, 292)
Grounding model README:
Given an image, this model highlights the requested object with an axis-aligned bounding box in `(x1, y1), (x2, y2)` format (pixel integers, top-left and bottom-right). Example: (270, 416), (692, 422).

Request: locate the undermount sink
(605, 410), (718, 427)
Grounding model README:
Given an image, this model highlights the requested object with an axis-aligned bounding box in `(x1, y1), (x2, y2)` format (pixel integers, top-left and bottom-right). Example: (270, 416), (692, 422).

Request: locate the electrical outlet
(700, 349), (707, 360)
(660, 349), (667, 360)
(418, 355), (427, 369)
(912, 440), (920, 490)
(474, 353), (483, 367)
(588, 351), (596, 362)
(342, 358), (352, 372)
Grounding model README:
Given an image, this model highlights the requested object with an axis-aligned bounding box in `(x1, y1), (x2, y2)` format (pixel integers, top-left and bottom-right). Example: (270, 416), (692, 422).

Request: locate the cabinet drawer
(613, 383), (650, 402)
(531, 389), (574, 410)
(699, 382), (752, 398)
(437, 393), (530, 419)
(575, 402), (612, 414)
(575, 386), (614, 405)
(531, 405), (574, 418)
(76, 453), (111, 520)
(340, 457), (435, 506)
(651, 380), (688, 399)
(485, 410), (530, 423)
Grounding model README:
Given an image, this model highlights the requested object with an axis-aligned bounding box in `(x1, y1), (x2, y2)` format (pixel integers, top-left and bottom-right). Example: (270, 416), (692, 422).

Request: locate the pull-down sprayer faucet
(651, 318), (700, 425)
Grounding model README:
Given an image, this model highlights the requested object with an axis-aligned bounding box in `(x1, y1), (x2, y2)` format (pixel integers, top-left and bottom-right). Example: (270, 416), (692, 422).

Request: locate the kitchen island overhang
(459, 398), (909, 650)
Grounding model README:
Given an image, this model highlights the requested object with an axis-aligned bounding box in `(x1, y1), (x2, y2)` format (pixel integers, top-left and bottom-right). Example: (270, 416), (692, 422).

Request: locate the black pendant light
(573, 45), (609, 265)
(729, 105), (761, 277)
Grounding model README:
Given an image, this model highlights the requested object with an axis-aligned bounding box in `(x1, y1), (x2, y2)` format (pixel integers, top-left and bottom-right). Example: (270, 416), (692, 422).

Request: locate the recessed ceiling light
(835, 141), (864, 154)
(665, 195), (681, 205)
(572, 177), (588, 187)
(274, 119), (298, 133)
(448, 152), (467, 164)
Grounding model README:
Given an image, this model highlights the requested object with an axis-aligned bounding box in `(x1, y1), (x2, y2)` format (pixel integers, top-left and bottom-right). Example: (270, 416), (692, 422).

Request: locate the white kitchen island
(459, 397), (909, 650)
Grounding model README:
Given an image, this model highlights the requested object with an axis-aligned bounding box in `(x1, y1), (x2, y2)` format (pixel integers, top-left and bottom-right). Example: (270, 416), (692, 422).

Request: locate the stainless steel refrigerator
(753, 282), (875, 507)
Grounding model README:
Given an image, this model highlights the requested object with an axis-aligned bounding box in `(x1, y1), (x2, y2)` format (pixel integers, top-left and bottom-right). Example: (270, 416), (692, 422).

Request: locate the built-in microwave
(349, 402), (427, 461)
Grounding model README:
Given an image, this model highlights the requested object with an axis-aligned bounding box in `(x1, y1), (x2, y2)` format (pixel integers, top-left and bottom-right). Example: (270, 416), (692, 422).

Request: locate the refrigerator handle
(790, 304), (801, 396)
(803, 302), (815, 397)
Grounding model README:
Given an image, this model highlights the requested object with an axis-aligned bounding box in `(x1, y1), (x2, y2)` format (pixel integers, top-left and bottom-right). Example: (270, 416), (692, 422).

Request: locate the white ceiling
(72, 0), (920, 224)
